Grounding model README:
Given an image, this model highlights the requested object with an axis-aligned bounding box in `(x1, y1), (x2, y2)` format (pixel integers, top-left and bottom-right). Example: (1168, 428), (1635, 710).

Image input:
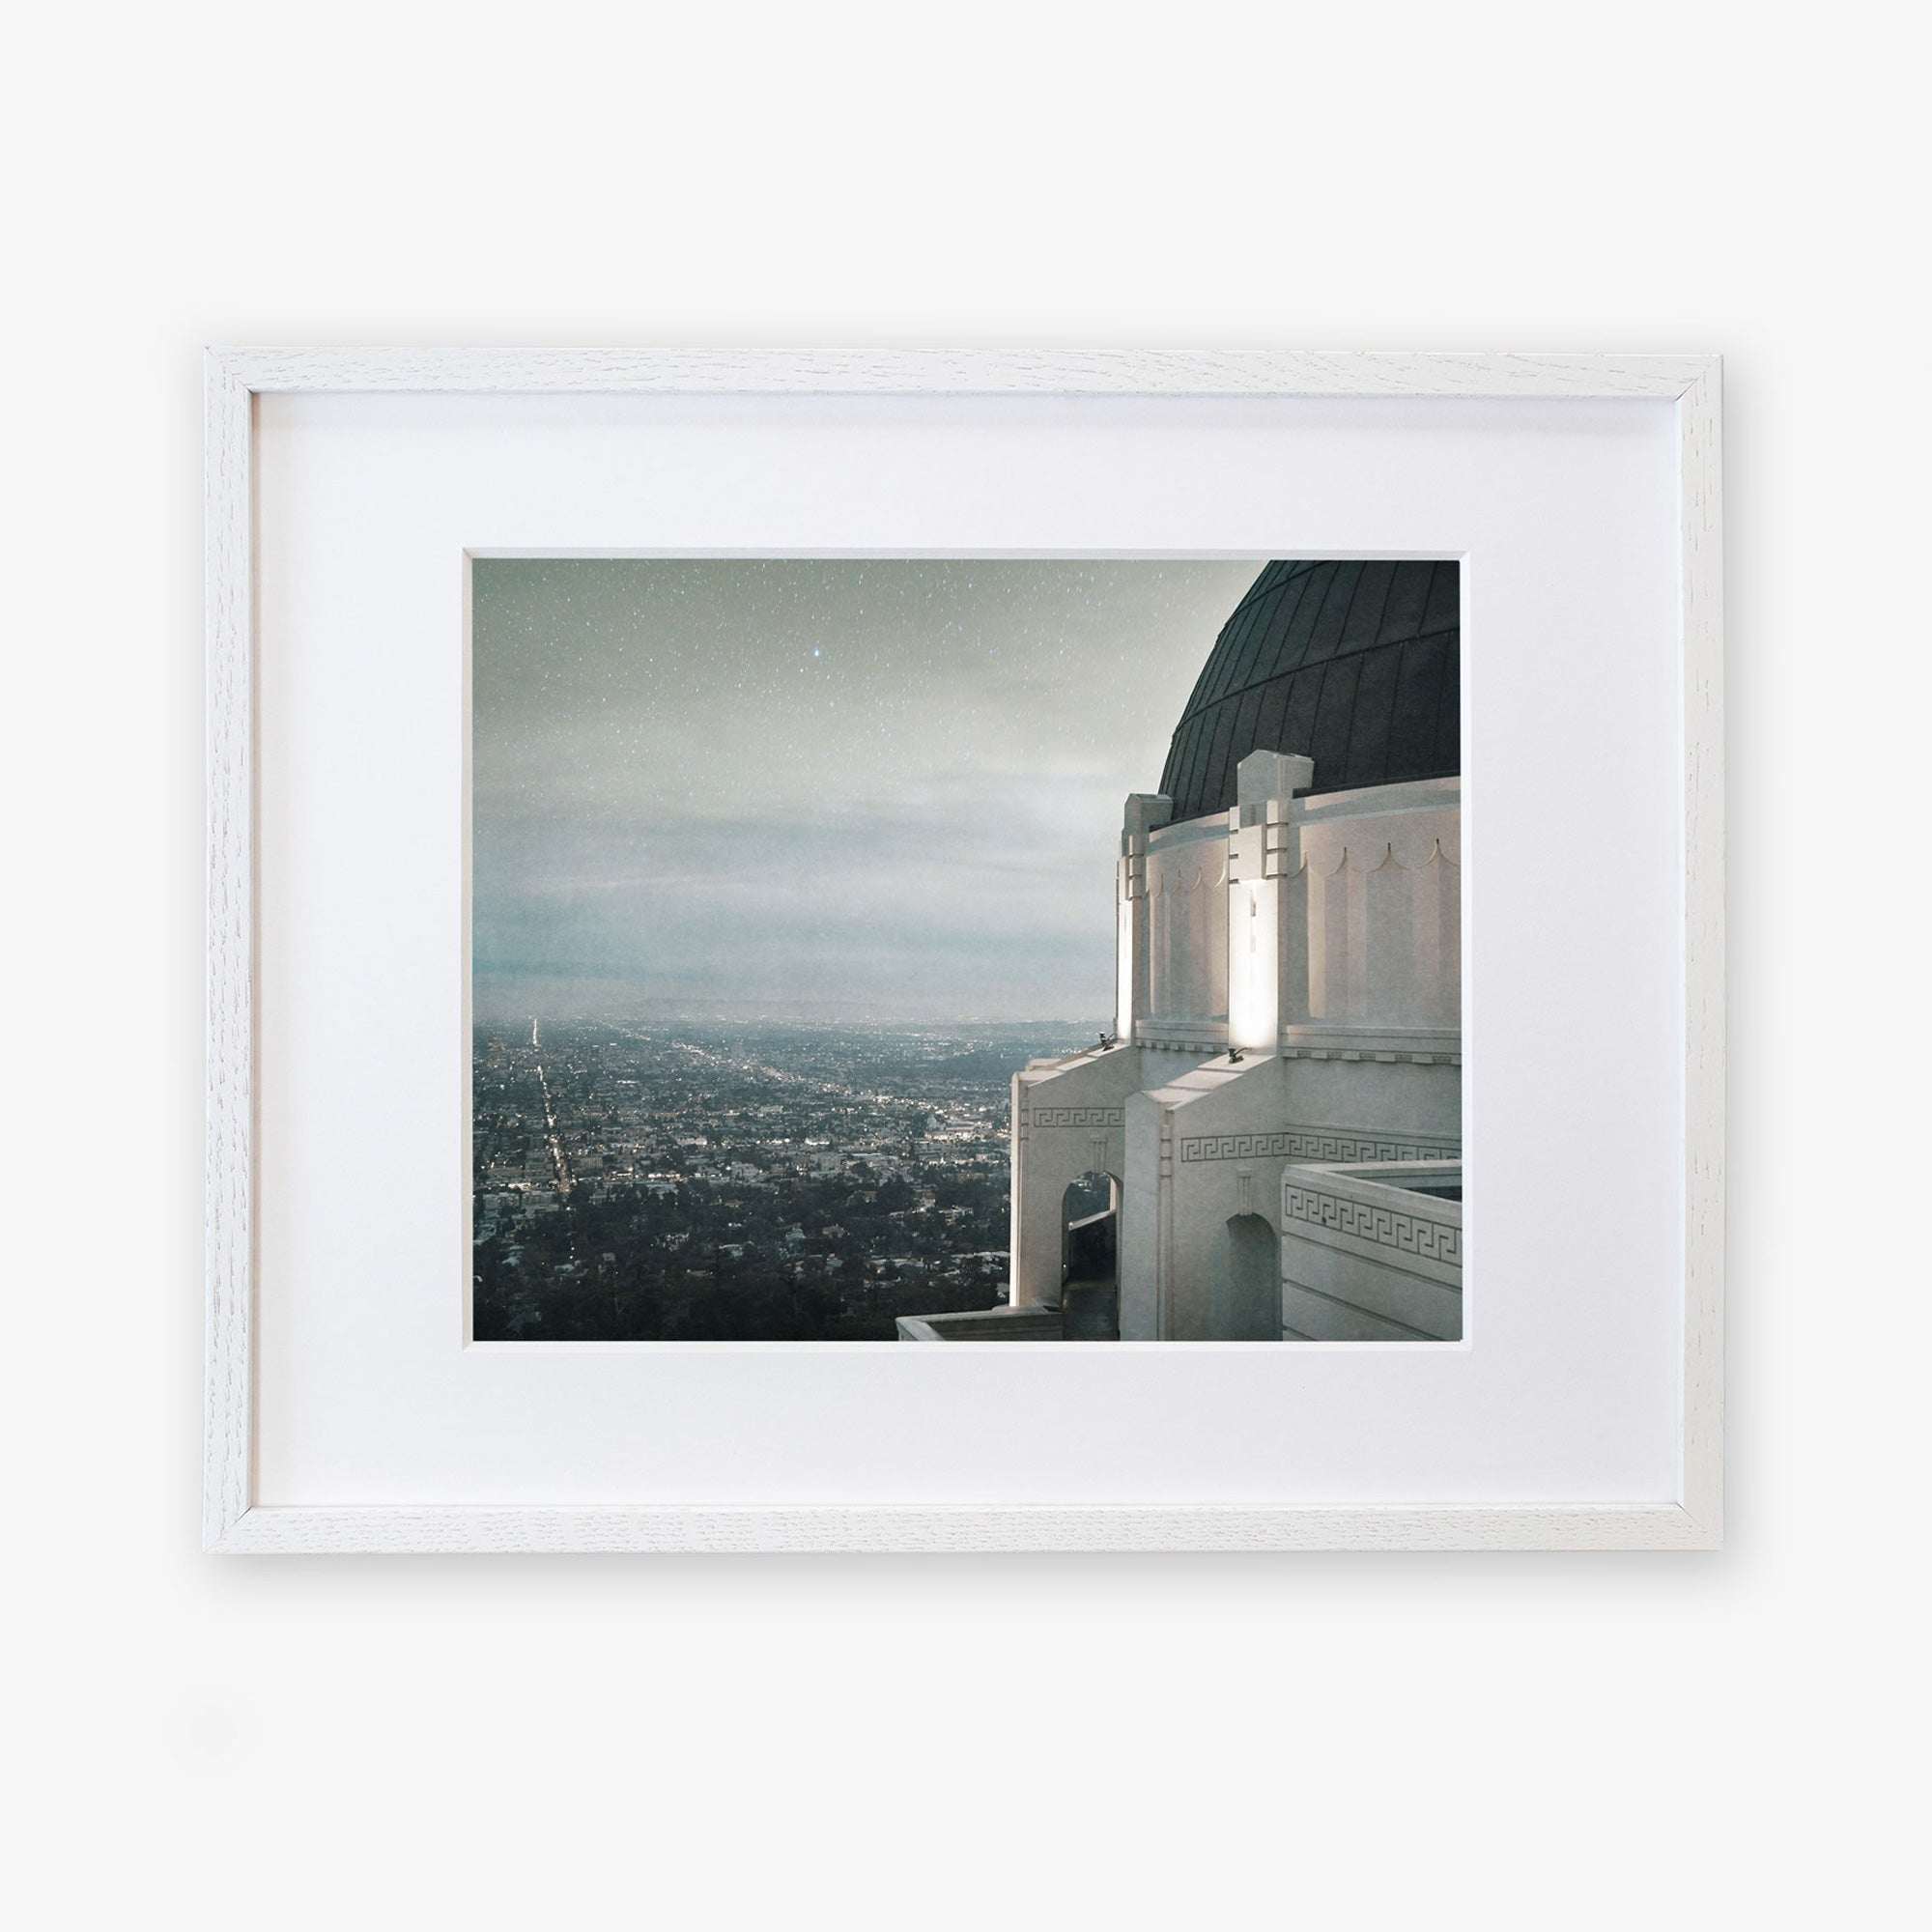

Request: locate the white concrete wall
(1281, 778), (1461, 1047)
(1085, 763), (1465, 1340)
(1122, 1054), (1288, 1339)
(1144, 819), (1229, 1037)
(1117, 792), (1172, 1040)
(1278, 1163), (1463, 1342)
(1110, 1051), (1464, 1340)
(1277, 1056), (1463, 1145)
(1008, 1043), (1141, 1309)
(1125, 772), (1461, 1061)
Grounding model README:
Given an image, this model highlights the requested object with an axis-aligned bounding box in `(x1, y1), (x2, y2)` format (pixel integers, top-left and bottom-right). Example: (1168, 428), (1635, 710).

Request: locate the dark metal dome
(1158, 560), (1459, 820)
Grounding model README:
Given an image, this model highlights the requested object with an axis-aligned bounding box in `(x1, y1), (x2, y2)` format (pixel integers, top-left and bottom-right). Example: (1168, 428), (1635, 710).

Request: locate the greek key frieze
(1281, 1186), (1463, 1268)
(1029, 1107), (1126, 1128)
(1177, 1129), (1461, 1165)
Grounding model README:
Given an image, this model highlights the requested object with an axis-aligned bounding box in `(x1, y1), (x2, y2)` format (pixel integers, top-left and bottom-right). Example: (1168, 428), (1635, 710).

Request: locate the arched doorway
(1215, 1213), (1281, 1341)
(1062, 1172), (1120, 1340)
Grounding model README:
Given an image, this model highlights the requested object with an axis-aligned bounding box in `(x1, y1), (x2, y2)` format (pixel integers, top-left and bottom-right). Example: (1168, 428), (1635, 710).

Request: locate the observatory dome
(1157, 559), (1460, 820)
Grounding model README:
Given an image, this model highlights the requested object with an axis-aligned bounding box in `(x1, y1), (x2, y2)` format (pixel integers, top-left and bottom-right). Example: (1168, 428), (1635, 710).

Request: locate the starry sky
(471, 557), (1261, 1023)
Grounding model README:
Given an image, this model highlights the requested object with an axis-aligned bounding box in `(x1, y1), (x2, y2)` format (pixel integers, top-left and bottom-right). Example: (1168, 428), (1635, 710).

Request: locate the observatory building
(900, 559), (1463, 1343)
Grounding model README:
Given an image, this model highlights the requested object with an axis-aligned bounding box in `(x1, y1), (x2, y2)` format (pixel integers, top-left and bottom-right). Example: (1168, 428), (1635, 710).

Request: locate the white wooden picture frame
(205, 349), (1722, 1552)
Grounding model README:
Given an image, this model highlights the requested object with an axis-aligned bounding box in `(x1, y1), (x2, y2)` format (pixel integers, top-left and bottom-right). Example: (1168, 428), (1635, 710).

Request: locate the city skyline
(472, 1013), (1079, 1340)
(470, 557), (1261, 1023)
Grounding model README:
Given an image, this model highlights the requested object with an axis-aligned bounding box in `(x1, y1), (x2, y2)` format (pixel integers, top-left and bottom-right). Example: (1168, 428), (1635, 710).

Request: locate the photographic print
(471, 557), (1461, 1343)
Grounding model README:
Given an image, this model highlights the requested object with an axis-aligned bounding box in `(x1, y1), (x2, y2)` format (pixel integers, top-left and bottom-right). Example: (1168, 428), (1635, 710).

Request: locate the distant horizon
(471, 988), (1108, 1032)
(470, 557), (1259, 1020)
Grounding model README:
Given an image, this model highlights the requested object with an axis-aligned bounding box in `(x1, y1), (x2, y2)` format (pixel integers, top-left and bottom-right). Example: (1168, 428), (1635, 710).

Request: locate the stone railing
(895, 1305), (1067, 1342)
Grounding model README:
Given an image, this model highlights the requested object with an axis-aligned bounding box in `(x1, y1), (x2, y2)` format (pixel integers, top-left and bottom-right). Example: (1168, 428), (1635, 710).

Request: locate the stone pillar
(1118, 792), (1172, 1042)
(1009, 1062), (1133, 1312)
(1228, 752), (1313, 1052)
(1118, 1090), (1166, 1338)
(1009, 1072), (1057, 1310)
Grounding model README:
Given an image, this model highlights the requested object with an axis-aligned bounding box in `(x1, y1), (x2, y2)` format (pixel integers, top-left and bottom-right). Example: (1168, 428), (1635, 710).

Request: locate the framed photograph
(205, 349), (1721, 1551)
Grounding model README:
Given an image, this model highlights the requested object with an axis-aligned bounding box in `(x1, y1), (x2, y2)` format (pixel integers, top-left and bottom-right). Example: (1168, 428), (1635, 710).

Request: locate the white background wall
(5, 4), (1924, 1926)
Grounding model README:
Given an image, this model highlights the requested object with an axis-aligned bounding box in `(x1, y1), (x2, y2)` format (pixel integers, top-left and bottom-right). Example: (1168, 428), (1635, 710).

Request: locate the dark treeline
(474, 1165), (1009, 1342)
